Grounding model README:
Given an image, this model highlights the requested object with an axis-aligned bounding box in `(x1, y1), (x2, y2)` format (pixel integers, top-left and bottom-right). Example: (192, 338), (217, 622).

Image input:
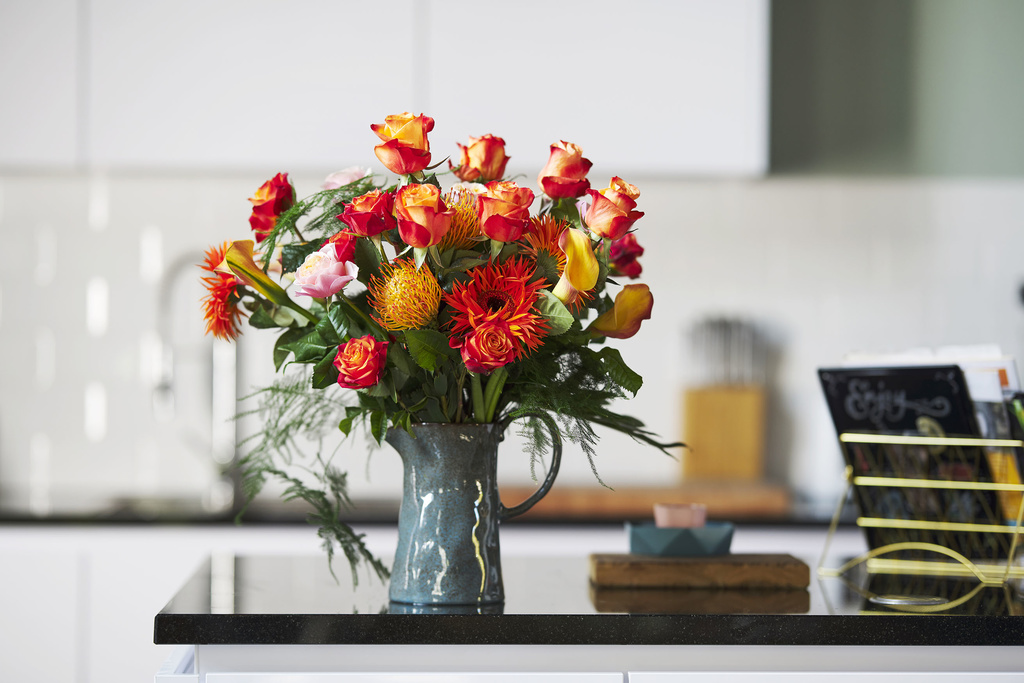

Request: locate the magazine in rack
(818, 364), (1013, 561)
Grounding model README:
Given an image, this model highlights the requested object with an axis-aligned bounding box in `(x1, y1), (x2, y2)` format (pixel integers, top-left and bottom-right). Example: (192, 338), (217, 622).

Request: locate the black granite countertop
(155, 553), (1024, 647)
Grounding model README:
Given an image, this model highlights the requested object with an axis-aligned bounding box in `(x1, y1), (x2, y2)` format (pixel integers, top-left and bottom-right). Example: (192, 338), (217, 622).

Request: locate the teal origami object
(627, 521), (735, 557)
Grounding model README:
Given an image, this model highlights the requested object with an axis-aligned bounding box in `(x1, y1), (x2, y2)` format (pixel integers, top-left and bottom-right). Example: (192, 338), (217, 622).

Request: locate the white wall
(3, 172), (1023, 513)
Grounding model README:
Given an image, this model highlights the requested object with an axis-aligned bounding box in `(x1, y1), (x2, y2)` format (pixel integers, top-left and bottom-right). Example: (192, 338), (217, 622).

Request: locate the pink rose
(322, 167), (370, 190)
(292, 243), (358, 298)
(608, 233), (644, 279)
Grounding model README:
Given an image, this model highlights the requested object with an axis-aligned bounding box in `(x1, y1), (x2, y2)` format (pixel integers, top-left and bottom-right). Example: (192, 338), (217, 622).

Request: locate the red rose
(451, 134), (509, 182)
(338, 189), (396, 238)
(584, 177), (644, 241)
(476, 181), (535, 243)
(334, 336), (389, 389)
(326, 230), (357, 263)
(248, 173), (294, 242)
(453, 320), (517, 374)
(370, 112), (434, 176)
(608, 233), (644, 279)
(537, 141), (592, 199)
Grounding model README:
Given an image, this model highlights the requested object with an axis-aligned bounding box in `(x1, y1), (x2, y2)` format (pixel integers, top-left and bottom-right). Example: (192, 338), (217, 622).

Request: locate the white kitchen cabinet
(0, 0), (80, 167)
(86, 0), (419, 170)
(425, 0), (769, 178)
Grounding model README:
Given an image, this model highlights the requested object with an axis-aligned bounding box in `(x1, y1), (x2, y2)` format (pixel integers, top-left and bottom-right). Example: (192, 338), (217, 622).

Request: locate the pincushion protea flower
(367, 259), (443, 331)
(200, 242), (245, 340)
(445, 258), (549, 358)
(438, 187), (483, 252)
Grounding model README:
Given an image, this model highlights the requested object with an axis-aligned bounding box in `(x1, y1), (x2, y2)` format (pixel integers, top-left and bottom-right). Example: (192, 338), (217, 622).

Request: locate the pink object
(292, 244), (358, 298)
(653, 503), (707, 528)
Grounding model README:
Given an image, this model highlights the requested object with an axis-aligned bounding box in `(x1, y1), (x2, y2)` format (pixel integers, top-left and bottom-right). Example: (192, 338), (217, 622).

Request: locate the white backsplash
(2, 172), (1023, 515)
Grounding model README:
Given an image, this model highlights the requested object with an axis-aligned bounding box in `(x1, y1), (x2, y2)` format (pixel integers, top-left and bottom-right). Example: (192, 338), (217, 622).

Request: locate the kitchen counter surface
(155, 552), (1024, 648)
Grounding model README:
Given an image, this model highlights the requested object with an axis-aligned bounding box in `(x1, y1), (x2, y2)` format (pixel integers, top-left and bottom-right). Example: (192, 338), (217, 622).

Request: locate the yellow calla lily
(588, 284), (653, 339)
(218, 240), (317, 323)
(551, 228), (599, 305)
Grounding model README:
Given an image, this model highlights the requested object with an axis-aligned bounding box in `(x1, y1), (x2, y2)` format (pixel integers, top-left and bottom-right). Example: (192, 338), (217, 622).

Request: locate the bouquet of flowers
(200, 112), (674, 579)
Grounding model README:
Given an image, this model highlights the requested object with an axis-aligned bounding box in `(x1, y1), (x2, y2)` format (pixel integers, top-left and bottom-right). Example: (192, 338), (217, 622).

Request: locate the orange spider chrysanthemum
(519, 215), (593, 312)
(438, 186), (483, 252)
(445, 257), (549, 357)
(200, 242), (245, 340)
(367, 259), (443, 331)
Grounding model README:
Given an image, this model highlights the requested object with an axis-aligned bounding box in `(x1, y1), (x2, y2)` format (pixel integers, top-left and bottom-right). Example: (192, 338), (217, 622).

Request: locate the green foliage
(235, 374), (388, 585)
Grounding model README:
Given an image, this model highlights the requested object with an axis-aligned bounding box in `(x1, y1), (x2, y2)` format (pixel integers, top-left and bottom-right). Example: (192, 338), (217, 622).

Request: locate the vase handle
(497, 411), (562, 521)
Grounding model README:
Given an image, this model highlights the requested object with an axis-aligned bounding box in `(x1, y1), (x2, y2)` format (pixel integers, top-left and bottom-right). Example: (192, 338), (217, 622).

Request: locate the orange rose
(453, 319), (517, 374)
(537, 141), (592, 199)
(338, 189), (396, 238)
(451, 134), (509, 182)
(476, 181), (535, 243)
(334, 335), (389, 389)
(588, 284), (653, 340)
(584, 177), (644, 241)
(248, 173), (294, 242)
(370, 112), (434, 176)
(394, 184), (454, 248)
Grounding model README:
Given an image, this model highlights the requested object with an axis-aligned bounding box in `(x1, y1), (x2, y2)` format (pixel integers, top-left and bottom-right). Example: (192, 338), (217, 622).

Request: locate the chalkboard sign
(818, 365), (980, 437)
(818, 365), (1010, 561)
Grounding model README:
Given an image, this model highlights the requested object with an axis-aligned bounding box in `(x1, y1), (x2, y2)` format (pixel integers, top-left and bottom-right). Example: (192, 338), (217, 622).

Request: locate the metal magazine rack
(818, 433), (1024, 592)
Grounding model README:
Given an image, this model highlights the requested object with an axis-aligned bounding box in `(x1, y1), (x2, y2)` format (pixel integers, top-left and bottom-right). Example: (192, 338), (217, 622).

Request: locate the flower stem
(482, 367), (508, 423)
(471, 374), (486, 424)
(339, 296), (387, 340)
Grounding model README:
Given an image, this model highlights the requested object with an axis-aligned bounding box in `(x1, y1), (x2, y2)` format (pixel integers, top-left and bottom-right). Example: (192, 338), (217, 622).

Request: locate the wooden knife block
(682, 385), (765, 481)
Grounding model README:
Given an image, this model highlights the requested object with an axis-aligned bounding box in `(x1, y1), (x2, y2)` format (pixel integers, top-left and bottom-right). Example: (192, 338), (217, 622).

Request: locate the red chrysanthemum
(445, 258), (549, 358)
(200, 242), (245, 340)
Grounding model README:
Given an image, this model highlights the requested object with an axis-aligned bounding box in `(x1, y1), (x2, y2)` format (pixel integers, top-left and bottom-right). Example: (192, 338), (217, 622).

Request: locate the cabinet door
(425, 0), (769, 177)
(0, 0), (79, 167)
(87, 0), (418, 169)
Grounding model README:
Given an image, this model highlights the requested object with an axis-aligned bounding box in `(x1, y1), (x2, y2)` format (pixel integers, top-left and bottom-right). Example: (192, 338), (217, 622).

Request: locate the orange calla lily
(218, 240), (317, 323)
(551, 228), (598, 305)
(588, 284), (653, 339)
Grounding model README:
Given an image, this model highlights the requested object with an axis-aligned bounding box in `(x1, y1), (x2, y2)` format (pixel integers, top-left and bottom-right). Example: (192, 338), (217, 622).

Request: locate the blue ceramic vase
(386, 414), (561, 607)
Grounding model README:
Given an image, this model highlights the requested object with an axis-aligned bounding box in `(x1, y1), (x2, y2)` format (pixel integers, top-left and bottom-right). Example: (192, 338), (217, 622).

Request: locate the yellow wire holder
(818, 433), (1024, 584)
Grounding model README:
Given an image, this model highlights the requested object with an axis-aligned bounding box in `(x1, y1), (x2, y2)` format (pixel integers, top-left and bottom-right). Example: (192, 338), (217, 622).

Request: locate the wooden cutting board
(589, 553), (810, 589)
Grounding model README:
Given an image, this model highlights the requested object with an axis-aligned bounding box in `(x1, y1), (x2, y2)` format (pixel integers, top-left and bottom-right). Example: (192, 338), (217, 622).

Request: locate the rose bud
(476, 180), (535, 243)
(394, 184), (454, 249)
(370, 112), (434, 176)
(334, 335), (389, 389)
(537, 141), (592, 199)
(584, 177), (644, 241)
(248, 173), (295, 242)
(451, 134), (509, 183)
(588, 284), (653, 340)
(292, 243), (358, 299)
(338, 189), (396, 238)
(608, 233), (644, 279)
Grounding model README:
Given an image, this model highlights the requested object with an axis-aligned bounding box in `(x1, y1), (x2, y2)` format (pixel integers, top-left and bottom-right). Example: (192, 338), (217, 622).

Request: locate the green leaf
(281, 330), (332, 364)
(315, 313), (341, 345)
(536, 290), (575, 336)
(354, 237), (383, 286)
(273, 327), (309, 370)
(311, 353), (339, 389)
(282, 241), (322, 274)
(326, 303), (353, 340)
(404, 329), (457, 372)
(389, 342), (417, 377)
(369, 411), (387, 445)
(597, 347), (643, 396)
